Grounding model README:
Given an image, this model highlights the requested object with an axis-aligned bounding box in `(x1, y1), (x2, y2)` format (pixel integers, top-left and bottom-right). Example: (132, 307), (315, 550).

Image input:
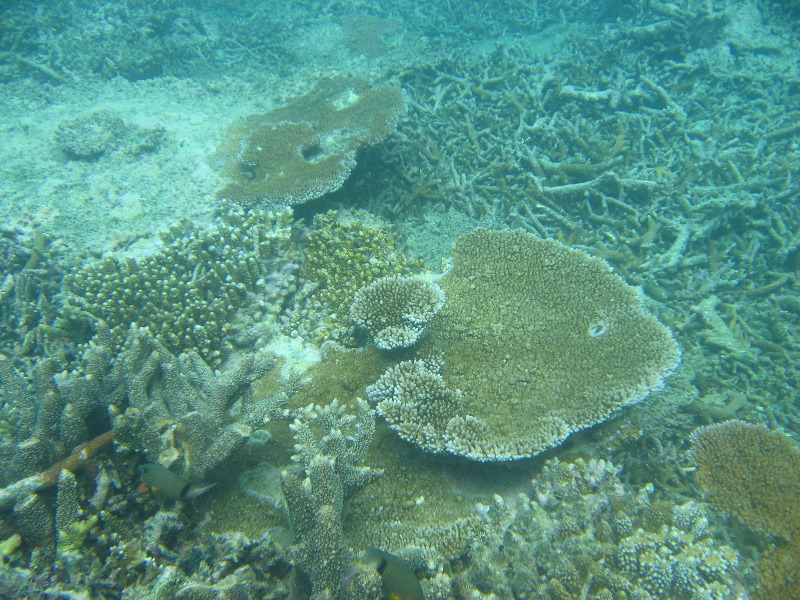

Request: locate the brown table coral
(368, 229), (681, 461)
(219, 76), (405, 206)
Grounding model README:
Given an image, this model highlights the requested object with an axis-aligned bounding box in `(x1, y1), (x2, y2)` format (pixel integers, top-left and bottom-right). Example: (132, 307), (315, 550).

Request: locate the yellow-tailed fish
(343, 547), (425, 600)
(138, 463), (216, 500)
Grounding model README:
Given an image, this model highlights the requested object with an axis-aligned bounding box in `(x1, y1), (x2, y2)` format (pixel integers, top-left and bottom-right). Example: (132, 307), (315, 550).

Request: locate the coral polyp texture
(351, 275), (444, 349)
(691, 419), (800, 540)
(691, 420), (800, 600)
(370, 229), (680, 461)
(219, 76), (405, 206)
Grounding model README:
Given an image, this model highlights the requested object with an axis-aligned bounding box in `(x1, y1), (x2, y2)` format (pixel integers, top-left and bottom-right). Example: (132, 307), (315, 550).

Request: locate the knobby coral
(288, 210), (422, 344)
(453, 457), (742, 600)
(368, 229), (680, 461)
(219, 76), (405, 206)
(61, 203), (293, 365)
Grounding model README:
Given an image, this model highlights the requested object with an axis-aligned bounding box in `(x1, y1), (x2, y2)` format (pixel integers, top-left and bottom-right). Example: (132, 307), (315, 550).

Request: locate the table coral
(219, 76), (405, 206)
(369, 228), (680, 461)
(351, 275), (444, 350)
(691, 420), (800, 600)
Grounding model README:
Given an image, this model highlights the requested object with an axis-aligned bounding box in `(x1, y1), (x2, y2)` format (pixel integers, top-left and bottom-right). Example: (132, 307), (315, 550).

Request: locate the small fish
(138, 463), (216, 500)
(343, 547), (425, 600)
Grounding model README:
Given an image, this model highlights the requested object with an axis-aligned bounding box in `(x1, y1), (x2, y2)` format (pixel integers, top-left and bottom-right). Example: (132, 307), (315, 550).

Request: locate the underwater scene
(0, 0), (799, 598)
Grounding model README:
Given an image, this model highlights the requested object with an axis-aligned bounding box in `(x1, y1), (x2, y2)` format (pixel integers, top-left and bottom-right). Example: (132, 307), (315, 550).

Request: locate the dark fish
(138, 463), (215, 500)
(343, 547), (425, 600)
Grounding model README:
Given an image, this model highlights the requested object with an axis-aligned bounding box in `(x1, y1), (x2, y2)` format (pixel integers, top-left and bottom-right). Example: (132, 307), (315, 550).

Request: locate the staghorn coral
(219, 76), (405, 206)
(690, 419), (800, 540)
(60, 202), (293, 365)
(0, 226), (63, 359)
(351, 275), (444, 350)
(289, 398), (384, 494)
(111, 326), (285, 481)
(280, 399), (383, 600)
(369, 229), (680, 461)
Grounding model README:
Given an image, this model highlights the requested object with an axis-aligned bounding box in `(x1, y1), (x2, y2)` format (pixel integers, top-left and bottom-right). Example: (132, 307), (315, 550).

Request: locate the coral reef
(0, 462), (291, 599)
(280, 399), (383, 600)
(448, 457), (743, 600)
(219, 76), (405, 206)
(287, 210), (422, 345)
(60, 202), (293, 365)
(111, 326), (285, 481)
(351, 275), (444, 350)
(369, 229), (680, 461)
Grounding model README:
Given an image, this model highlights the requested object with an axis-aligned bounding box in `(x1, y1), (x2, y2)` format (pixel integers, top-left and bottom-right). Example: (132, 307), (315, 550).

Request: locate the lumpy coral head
(370, 229), (680, 461)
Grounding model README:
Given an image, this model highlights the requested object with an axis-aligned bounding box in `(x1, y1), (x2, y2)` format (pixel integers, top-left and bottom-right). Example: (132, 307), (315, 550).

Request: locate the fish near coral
(138, 463), (215, 500)
(344, 547), (425, 600)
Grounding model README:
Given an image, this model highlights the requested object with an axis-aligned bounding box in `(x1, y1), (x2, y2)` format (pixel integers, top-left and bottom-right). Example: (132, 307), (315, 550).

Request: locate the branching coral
(281, 399), (382, 600)
(61, 202), (293, 365)
(0, 327), (113, 489)
(111, 326), (285, 480)
(219, 76), (405, 206)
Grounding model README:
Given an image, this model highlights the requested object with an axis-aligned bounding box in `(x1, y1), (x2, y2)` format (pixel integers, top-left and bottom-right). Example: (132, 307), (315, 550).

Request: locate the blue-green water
(0, 0), (798, 598)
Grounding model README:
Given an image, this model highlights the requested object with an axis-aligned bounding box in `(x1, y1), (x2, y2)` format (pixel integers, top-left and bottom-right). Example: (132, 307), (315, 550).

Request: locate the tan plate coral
(219, 76), (405, 206)
(368, 229), (681, 461)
